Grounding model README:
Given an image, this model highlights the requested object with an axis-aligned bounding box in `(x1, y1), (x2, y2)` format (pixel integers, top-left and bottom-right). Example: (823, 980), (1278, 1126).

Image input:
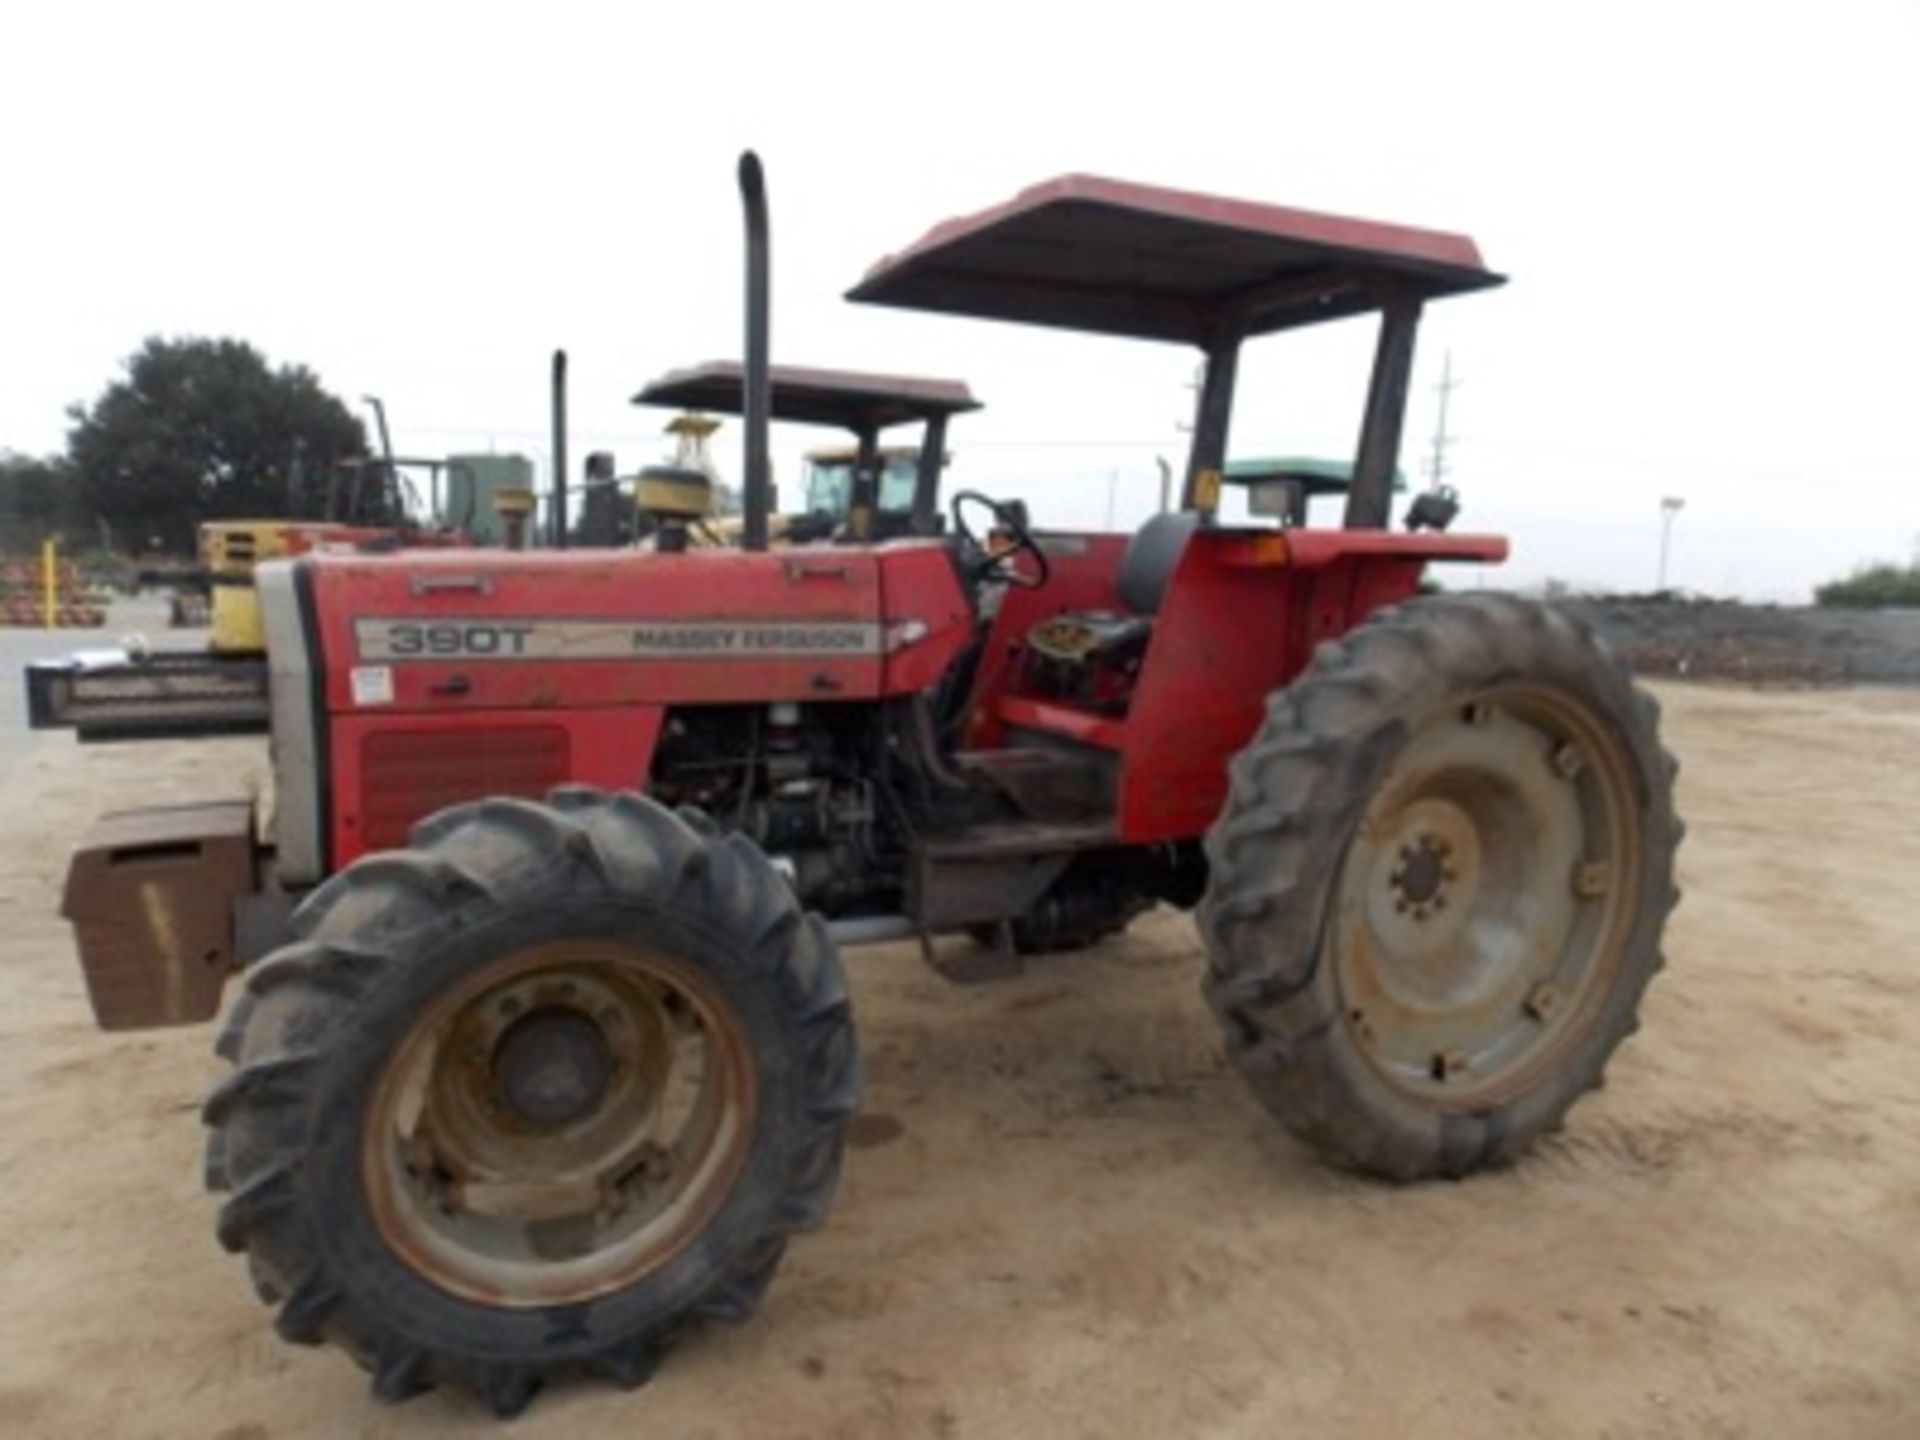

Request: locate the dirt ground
(2, 680), (1918, 1438)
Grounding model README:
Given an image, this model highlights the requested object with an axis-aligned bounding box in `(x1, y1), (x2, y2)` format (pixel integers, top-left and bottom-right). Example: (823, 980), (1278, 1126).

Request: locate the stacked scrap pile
(1562, 595), (1920, 688)
(0, 557), (105, 627)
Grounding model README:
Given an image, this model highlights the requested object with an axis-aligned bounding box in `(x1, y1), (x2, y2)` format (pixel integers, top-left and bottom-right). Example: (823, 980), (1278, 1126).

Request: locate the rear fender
(1116, 528), (1507, 843)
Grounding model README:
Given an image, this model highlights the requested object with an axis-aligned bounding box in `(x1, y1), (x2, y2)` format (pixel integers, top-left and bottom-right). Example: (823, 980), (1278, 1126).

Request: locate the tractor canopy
(633, 362), (980, 539)
(845, 174), (1502, 343)
(847, 174), (1504, 528)
(633, 361), (978, 431)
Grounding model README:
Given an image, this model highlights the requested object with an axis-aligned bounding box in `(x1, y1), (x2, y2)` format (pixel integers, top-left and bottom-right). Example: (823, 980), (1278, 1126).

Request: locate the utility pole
(1426, 351), (1461, 490)
(1174, 362), (1201, 436)
(1657, 496), (1686, 591)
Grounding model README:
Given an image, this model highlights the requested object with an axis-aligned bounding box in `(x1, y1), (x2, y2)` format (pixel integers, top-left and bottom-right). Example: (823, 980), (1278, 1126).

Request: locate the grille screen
(360, 725), (570, 851)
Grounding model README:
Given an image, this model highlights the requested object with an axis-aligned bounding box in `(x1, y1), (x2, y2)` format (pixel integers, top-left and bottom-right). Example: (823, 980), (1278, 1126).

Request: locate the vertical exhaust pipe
(550, 349), (569, 549)
(739, 151), (772, 553)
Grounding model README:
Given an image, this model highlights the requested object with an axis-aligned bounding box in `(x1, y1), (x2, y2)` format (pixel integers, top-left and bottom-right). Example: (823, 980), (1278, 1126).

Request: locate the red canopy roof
(848, 174), (1503, 344)
(632, 361), (979, 431)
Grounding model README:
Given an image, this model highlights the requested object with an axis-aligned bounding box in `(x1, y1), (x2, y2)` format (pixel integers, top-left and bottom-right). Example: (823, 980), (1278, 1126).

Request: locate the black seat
(1024, 511), (1198, 668)
(1115, 510), (1199, 616)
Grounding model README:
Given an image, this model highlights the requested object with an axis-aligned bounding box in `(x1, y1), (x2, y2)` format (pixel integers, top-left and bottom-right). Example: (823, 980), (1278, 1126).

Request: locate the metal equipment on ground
(27, 445), (480, 738)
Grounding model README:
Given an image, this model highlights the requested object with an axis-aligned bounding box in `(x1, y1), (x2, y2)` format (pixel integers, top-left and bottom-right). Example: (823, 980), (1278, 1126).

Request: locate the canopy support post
(913, 413), (949, 537)
(1344, 291), (1423, 530)
(1181, 336), (1241, 517)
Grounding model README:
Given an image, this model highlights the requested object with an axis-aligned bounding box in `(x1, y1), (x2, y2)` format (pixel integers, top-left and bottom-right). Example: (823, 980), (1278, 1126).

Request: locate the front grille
(359, 725), (571, 851)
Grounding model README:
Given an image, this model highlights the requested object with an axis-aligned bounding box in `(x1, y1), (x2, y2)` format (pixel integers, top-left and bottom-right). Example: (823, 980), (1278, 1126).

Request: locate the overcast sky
(5, 1), (1916, 600)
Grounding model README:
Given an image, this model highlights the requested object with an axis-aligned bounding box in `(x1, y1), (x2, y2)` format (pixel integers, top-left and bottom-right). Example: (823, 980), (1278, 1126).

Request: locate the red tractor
(57, 155), (1678, 1414)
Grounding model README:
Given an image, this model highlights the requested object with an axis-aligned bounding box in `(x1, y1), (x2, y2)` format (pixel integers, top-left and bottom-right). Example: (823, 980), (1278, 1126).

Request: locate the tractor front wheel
(203, 789), (857, 1415)
(1200, 594), (1679, 1180)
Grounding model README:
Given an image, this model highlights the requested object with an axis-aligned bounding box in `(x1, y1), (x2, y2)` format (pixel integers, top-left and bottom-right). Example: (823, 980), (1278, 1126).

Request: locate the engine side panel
(876, 543), (977, 695)
(309, 547), (893, 712)
(302, 541), (975, 871)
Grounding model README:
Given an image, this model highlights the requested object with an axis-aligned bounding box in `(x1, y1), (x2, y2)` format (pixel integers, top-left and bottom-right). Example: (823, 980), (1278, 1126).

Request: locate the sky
(3, 0), (1916, 601)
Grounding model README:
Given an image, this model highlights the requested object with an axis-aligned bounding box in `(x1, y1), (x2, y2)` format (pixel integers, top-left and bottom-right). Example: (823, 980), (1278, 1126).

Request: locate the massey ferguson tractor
(51, 155), (1678, 1415)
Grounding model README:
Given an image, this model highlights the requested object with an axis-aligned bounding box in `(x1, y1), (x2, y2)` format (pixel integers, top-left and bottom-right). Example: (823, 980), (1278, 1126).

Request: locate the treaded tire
(1199, 594), (1680, 1180)
(203, 787), (858, 1416)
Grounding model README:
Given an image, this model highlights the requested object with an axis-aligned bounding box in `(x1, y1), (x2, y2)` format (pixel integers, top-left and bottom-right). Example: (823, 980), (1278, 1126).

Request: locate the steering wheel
(949, 490), (1051, 590)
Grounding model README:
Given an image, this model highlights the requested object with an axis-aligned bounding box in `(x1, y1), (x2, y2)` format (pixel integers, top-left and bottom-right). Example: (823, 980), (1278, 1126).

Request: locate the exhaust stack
(739, 151), (772, 553)
(550, 349), (569, 549)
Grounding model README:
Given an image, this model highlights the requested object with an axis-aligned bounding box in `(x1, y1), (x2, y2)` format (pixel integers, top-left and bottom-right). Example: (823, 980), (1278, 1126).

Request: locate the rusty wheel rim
(1331, 686), (1641, 1109)
(363, 939), (756, 1307)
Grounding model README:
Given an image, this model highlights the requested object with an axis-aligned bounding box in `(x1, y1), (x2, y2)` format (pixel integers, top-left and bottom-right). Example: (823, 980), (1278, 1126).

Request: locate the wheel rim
(1331, 685), (1642, 1109)
(363, 939), (757, 1307)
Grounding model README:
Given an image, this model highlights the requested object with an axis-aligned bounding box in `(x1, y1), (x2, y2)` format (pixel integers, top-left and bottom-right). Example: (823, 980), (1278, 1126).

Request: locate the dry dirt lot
(2, 682), (1917, 1438)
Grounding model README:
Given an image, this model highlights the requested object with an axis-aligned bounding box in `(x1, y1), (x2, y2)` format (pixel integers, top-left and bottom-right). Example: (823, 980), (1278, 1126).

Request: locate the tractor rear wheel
(1200, 594), (1679, 1180)
(203, 789), (857, 1415)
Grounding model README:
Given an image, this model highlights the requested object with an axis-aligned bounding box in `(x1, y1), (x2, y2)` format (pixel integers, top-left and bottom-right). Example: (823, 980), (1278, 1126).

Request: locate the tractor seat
(1025, 511), (1197, 666)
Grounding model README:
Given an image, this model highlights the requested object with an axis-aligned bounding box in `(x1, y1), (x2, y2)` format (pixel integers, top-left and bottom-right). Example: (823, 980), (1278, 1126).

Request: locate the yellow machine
(798, 444), (924, 532)
(635, 468), (714, 515)
(626, 361), (980, 549)
(492, 487), (537, 550)
(199, 516), (468, 652)
(200, 521), (333, 654)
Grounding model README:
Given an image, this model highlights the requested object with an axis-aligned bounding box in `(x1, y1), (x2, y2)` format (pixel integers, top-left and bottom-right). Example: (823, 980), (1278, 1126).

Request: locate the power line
(382, 418), (1916, 494)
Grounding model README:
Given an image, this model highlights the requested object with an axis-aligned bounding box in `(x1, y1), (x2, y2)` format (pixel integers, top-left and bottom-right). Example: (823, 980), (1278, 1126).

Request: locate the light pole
(1657, 496), (1686, 591)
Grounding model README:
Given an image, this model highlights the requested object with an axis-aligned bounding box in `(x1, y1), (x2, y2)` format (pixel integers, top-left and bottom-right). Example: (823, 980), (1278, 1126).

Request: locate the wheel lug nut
(1525, 981), (1562, 1020)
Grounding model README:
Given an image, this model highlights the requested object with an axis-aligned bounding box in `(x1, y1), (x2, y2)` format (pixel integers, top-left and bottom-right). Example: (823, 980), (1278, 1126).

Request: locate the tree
(66, 338), (368, 553)
(0, 451), (87, 553)
(1815, 561), (1920, 609)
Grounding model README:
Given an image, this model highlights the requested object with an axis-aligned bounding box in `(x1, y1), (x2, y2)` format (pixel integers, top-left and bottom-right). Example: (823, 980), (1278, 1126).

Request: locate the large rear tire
(203, 788), (857, 1415)
(1200, 594), (1679, 1180)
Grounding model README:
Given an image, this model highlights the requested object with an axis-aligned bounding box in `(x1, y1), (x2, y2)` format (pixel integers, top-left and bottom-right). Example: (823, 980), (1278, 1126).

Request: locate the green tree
(66, 337), (368, 553)
(1814, 561), (1920, 609)
(0, 451), (88, 553)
